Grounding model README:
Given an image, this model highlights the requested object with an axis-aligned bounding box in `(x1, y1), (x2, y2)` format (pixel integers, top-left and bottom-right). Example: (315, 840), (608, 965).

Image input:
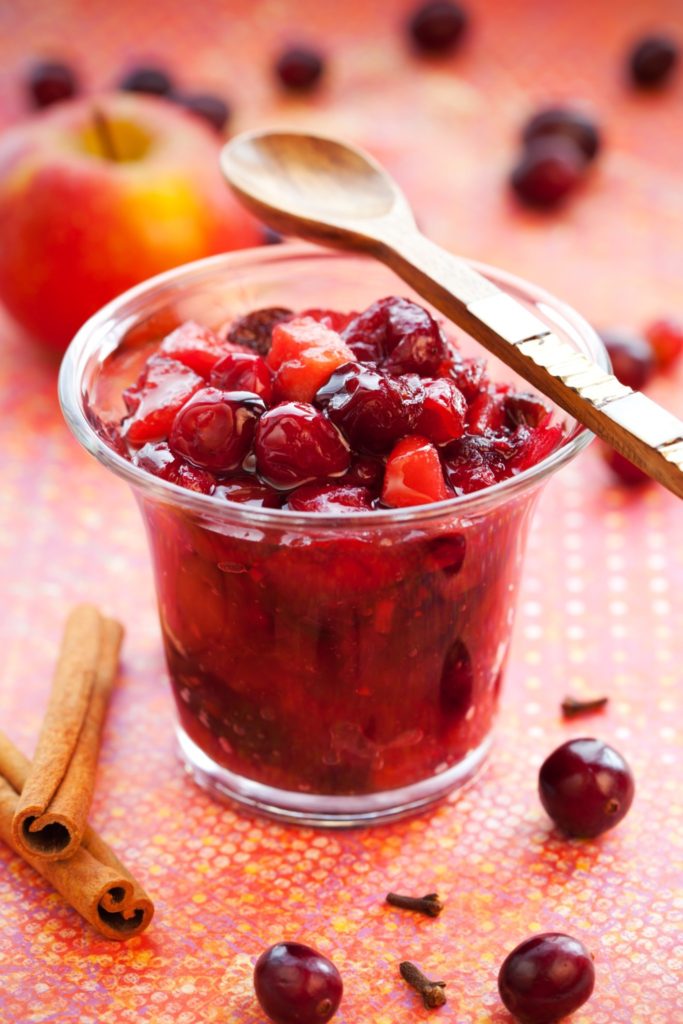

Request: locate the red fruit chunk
(316, 363), (424, 454)
(539, 737), (635, 838)
(123, 356), (204, 445)
(210, 351), (273, 403)
(645, 317), (683, 370)
(417, 377), (467, 444)
(498, 933), (595, 1024)
(602, 445), (651, 487)
(511, 137), (587, 209)
(268, 317), (357, 402)
(466, 391), (507, 435)
(443, 435), (508, 493)
(255, 402), (350, 488)
(382, 436), (450, 507)
(446, 354), (489, 400)
(169, 387), (266, 473)
(599, 329), (655, 390)
(214, 477), (282, 507)
(226, 307), (293, 356)
(287, 482), (374, 513)
(254, 942), (343, 1024)
(505, 392), (552, 428)
(160, 321), (233, 378)
(509, 424), (564, 472)
(300, 308), (357, 332)
(133, 441), (216, 493)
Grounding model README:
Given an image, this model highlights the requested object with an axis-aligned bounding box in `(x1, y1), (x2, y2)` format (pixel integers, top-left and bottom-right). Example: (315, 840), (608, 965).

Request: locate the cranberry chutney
(66, 249), (604, 823)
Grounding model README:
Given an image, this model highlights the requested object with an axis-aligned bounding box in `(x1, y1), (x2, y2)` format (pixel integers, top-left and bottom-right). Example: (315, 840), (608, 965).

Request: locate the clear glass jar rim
(59, 243), (608, 529)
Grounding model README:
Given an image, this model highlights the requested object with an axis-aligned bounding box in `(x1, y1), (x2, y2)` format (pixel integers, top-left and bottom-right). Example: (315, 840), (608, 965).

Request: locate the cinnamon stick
(12, 605), (122, 860)
(0, 732), (153, 941)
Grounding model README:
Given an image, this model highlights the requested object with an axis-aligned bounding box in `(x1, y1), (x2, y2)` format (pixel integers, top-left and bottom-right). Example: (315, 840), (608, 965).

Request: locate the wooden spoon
(221, 130), (683, 498)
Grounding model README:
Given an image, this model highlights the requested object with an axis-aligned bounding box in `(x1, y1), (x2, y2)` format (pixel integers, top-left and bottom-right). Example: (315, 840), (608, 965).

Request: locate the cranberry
(169, 388), (265, 473)
(342, 454), (385, 491)
(255, 402), (350, 487)
(300, 308), (357, 332)
(174, 92), (230, 132)
(287, 482), (374, 513)
(226, 307), (293, 357)
(599, 329), (655, 390)
(123, 356), (204, 445)
(440, 637), (473, 714)
(254, 942), (343, 1024)
(508, 424), (564, 472)
(498, 933), (595, 1024)
(522, 107), (601, 162)
(505, 392), (552, 429)
(417, 377), (467, 444)
(466, 391), (507, 435)
(316, 363), (424, 454)
(214, 477), (282, 507)
(510, 137), (587, 209)
(27, 60), (78, 108)
(275, 47), (325, 91)
(118, 65), (173, 95)
(447, 354), (488, 400)
(341, 297), (396, 362)
(133, 442), (216, 493)
(160, 321), (230, 378)
(408, 1), (468, 54)
(628, 34), (679, 88)
(645, 317), (683, 370)
(601, 445), (650, 487)
(443, 435), (508, 493)
(539, 737), (635, 838)
(383, 299), (450, 376)
(210, 351), (273, 403)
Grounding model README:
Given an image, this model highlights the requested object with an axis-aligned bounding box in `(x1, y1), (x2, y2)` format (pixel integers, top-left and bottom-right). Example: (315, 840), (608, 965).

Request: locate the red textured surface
(1, 2), (682, 1022)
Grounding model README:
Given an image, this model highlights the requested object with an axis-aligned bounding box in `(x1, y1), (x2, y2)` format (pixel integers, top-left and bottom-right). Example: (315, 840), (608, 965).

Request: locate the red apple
(0, 92), (262, 351)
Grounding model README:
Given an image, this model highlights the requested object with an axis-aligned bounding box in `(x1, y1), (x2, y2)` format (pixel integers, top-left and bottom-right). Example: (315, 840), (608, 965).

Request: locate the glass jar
(59, 245), (606, 825)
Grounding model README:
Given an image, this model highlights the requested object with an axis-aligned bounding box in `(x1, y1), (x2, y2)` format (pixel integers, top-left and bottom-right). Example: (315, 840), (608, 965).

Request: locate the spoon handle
(375, 227), (683, 498)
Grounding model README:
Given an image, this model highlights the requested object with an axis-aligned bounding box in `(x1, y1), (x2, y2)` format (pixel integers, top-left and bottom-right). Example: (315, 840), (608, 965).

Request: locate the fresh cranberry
(510, 137), (587, 209)
(254, 942), (343, 1024)
(226, 307), (293, 357)
(381, 435), (451, 507)
(628, 34), (679, 88)
(210, 351), (273, 403)
(275, 47), (325, 91)
(316, 363), (424, 454)
(214, 477), (282, 507)
(522, 107), (601, 162)
(255, 402), (350, 487)
(539, 737), (635, 837)
(440, 637), (473, 714)
(645, 317), (683, 370)
(408, 1), (468, 54)
(133, 441), (216, 493)
(287, 482), (374, 513)
(27, 60), (78, 108)
(174, 92), (230, 132)
(123, 356), (204, 445)
(498, 933), (595, 1024)
(446, 354), (488, 400)
(443, 435), (508, 493)
(169, 387), (265, 473)
(417, 377), (467, 444)
(118, 65), (173, 95)
(599, 329), (655, 390)
(602, 445), (651, 487)
(160, 321), (232, 378)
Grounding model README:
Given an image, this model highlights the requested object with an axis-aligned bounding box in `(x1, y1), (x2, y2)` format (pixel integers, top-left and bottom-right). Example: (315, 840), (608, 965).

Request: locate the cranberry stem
(92, 107), (119, 161)
(561, 695), (609, 718)
(399, 961), (447, 1009)
(386, 891), (444, 917)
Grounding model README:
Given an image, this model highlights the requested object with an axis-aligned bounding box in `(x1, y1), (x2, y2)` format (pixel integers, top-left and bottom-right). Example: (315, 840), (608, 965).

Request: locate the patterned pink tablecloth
(0, 1), (682, 1022)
